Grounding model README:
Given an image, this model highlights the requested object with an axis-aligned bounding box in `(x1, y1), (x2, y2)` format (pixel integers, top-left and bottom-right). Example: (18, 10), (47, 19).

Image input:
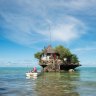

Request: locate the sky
(0, 0), (96, 67)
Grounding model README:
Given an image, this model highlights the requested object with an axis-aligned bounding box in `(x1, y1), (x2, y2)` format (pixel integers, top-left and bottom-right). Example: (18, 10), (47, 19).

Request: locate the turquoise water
(0, 67), (96, 96)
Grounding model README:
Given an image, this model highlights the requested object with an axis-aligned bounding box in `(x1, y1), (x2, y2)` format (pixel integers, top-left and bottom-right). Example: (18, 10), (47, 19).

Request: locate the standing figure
(33, 67), (37, 72)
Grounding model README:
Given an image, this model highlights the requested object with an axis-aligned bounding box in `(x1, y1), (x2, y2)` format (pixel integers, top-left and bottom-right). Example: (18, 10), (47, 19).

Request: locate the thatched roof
(44, 45), (55, 54)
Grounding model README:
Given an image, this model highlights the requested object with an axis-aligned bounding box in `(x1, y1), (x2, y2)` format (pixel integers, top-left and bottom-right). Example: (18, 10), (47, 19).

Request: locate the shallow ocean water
(0, 67), (96, 96)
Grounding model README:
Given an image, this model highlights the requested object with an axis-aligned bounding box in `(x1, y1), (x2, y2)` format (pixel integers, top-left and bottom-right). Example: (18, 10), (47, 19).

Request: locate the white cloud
(51, 16), (86, 42)
(0, 0), (91, 46)
(73, 47), (96, 52)
(0, 0), (96, 67)
(0, 12), (86, 45)
(0, 58), (39, 67)
(63, 0), (96, 9)
(71, 46), (96, 67)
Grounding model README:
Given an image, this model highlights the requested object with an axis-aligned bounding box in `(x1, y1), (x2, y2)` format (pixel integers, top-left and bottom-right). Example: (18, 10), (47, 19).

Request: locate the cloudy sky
(0, 0), (96, 67)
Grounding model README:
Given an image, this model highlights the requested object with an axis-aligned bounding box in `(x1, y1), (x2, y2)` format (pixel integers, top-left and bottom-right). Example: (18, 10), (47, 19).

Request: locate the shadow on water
(0, 87), (9, 96)
(0, 88), (7, 91)
(35, 70), (80, 96)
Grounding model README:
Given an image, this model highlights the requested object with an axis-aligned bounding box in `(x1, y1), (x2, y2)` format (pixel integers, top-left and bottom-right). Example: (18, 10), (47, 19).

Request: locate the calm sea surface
(0, 67), (96, 96)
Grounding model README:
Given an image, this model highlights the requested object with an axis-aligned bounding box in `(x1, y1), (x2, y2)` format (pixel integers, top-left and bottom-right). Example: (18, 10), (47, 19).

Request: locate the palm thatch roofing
(44, 45), (55, 54)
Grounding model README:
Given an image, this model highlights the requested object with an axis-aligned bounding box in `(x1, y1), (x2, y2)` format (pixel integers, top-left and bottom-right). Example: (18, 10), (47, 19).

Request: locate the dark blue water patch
(0, 88), (7, 91)
(0, 87), (9, 96)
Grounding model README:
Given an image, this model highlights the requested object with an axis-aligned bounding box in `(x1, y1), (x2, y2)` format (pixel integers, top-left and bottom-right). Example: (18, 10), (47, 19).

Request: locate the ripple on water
(0, 67), (96, 96)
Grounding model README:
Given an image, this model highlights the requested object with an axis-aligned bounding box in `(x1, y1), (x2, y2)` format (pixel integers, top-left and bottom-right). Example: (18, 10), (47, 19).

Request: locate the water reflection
(35, 71), (80, 96)
(26, 76), (37, 80)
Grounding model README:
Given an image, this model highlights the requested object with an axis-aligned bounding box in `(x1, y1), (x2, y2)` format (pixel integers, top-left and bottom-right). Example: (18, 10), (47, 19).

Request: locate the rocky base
(41, 63), (81, 72)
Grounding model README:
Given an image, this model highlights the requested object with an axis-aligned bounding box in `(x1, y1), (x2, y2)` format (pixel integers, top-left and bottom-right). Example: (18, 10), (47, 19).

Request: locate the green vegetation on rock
(34, 45), (79, 65)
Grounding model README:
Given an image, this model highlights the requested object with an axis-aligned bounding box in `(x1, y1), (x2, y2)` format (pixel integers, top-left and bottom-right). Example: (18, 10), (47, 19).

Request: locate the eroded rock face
(39, 55), (80, 72)
(40, 59), (62, 72)
(43, 64), (60, 72)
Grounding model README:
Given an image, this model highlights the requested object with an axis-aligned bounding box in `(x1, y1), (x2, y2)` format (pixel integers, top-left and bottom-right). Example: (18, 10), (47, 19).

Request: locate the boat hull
(26, 72), (38, 77)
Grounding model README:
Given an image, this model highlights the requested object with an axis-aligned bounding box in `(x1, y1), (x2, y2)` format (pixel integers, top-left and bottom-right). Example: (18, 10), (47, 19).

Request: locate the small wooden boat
(26, 72), (38, 77)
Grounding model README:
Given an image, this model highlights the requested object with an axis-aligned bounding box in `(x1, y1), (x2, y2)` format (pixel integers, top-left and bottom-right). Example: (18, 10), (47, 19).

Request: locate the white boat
(26, 72), (38, 77)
